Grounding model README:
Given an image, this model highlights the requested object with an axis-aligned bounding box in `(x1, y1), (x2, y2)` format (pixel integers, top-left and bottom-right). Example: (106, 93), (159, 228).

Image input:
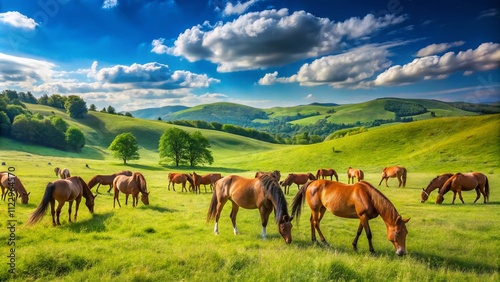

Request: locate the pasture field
(0, 110), (499, 281)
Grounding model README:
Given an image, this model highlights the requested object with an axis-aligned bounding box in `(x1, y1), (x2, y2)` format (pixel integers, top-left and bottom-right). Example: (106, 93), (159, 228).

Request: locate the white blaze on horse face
(214, 222), (219, 235)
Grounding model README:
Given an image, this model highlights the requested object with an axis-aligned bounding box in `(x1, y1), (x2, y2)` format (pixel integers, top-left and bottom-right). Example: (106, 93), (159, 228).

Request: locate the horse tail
(333, 170), (339, 182)
(484, 176), (490, 202)
(359, 170), (364, 181)
(316, 169), (320, 179)
(291, 181), (312, 226)
(26, 182), (55, 226)
(402, 168), (407, 187)
(207, 177), (227, 222)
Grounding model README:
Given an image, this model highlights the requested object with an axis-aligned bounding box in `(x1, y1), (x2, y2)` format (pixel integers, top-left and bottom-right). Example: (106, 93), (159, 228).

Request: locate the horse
(167, 173), (194, 192)
(87, 170), (133, 193)
(316, 168), (339, 181)
(379, 166), (407, 188)
(280, 173), (316, 194)
(255, 170), (281, 182)
(0, 172), (30, 204)
(26, 176), (96, 226)
(347, 167), (364, 184)
(54, 167), (71, 179)
(291, 180), (410, 256)
(192, 172), (222, 193)
(420, 173), (453, 203)
(113, 172), (150, 207)
(207, 174), (293, 244)
(436, 172), (489, 204)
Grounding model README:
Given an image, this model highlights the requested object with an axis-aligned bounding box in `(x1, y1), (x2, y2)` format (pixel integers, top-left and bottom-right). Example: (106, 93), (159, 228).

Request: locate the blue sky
(0, 0), (499, 111)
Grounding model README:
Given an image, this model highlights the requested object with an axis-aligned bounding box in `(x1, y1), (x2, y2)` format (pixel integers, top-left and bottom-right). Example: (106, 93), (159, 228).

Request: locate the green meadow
(0, 105), (499, 281)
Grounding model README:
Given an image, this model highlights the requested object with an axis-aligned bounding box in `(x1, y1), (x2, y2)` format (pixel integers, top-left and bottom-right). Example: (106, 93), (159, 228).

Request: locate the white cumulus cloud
(223, 0), (261, 16)
(0, 11), (38, 30)
(102, 0), (118, 9)
(416, 41), (465, 57)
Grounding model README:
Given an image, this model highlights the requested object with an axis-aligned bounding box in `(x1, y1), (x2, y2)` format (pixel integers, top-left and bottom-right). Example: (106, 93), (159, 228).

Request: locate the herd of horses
(0, 164), (491, 256)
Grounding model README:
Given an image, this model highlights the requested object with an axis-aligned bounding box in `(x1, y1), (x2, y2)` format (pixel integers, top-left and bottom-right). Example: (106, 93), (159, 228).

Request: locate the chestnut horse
(347, 167), (364, 184)
(207, 174), (293, 244)
(26, 176), (96, 226)
(88, 170), (133, 193)
(0, 172), (30, 204)
(316, 168), (339, 181)
(420, 173), (453, 203)
(113, 172), (150, 207)
(291, 180), (410, 256)
(255, 170), (281, 182)
(379, 166), (407, 188)
(54, 167), (71, 179)
(167, 173), (195, 192)
(281, 173), (316, 194)
(436, 172), (489, 204)
(192, 172), (222, 193)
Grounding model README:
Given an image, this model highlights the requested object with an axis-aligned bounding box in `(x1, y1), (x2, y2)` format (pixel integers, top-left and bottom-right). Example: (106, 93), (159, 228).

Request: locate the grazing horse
(347, 167), (364, 184)
(207, 174), (293, 244)
(88, 170), (133, 193)
(436, 172), (489, 204)
(192, 172), (222, 193)
(113, 172), (150, 207)
(255, 170), (281, 182)
(291, 180), (410, 256)
(54, 167), (71, 179)
(26, 176), (96, 226)
(420, 173), (453, 203)
(379, 166), (407, 188)
(167, 173), (194, 192)
(280, 173), (316, 194)
(316, 168), (339, 181)
(1, 172), (30, 204)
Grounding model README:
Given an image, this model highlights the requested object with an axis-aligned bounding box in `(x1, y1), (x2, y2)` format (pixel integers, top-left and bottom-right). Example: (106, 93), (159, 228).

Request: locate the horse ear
(28, 192), (31, 196)
(403, 217), (410, 223)
(94, 194), (98, 198)
(422, 188), (425, 191)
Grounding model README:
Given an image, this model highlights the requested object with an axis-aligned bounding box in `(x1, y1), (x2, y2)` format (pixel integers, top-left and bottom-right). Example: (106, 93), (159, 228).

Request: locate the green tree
(107, 105), (116, 114)
(65, 95), (87, 118)
(50, 115), (68, 132)
(89, 104), (97, 111)
(66, 126), (86, 152)
(0, 111), (11, 136)
(185, 131), (213, 167)
(158, 128), (189, 167)
(108, 132), (140, 164)
(47, 94), (66, 109)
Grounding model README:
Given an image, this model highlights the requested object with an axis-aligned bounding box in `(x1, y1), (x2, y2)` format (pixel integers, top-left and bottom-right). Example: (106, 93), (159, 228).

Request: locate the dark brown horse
(280, 173), (316, 194)
(436, 172), (489, 204)
(54, 167), (71, 179)
(255, 170), (281, 182)
(113, 172), (150, 207)
(316, 168), (339, 181)
(207, 174), (293, 244)
(379, 166), (407, 187)
(420, 173), (453, 203)
(88, 170), (133, 193)
(192, 172), (222, 193)
(167, 173), (194, 192)
(26, 176), (96, 226)
(1, 172), (30, 204)
(347, 167), (364, 184)
(291, 180), (410, 256)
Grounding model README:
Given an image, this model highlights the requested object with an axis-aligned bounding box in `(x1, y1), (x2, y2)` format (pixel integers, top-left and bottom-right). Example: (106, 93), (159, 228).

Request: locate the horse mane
(365, 182), (399, 222)
(77, 176), (94, 199)
(133, 172), (147, 193)
(259, 175), (289, 224)
(185, 174), (194, 186)
(439, 173), (460, 195)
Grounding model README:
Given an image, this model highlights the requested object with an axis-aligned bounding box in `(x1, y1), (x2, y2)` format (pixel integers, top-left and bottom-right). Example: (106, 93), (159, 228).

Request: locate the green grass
(0, 106), (498, 281)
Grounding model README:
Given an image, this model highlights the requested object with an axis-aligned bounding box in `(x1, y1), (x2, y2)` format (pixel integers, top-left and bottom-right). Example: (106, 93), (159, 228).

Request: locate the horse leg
(397, 176), (402, 188)
(125, 194), (129, 206)
(230, 202), (240, 235)
(214, 198), (228, 235)
(378, 178), (384, 186)
(352, 223), (364, 252)
(67, 200), (73, 223)
(457, 189), (465, 204)
(259, 206), (273, 240)
(95, 183), (100, 193)
(473, 188), (481, 204)
(360, 217), (375, 255)
(107, 184), (113, 193)
(310, 207), (329, 245)
(451, 191), (457, 204)
(114, 189), (121, 208)
(55, 200), (65, 226)
(385, 178), (389, 187)
(74, 198), (81, 221)
(50, 199), (56, 226)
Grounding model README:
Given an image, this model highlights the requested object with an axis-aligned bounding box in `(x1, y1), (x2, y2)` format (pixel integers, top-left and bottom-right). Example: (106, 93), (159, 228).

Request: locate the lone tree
(159, 128), (190, 167)
(65, 95), (87, 118)
(108, 132), (140, 164)
(185, 131), (213, 167)
(65, 126), (86, 152)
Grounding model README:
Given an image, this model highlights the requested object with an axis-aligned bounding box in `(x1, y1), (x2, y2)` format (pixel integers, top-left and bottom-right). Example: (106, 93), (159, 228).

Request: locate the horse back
(53, 178), (80, 201)
(307, 180), (360, 218)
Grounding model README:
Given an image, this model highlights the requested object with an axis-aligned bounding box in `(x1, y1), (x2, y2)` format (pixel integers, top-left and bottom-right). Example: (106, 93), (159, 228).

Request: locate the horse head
(387, 215), (410, 256)
(141, 191), (150, 205)
(278, 214), (293, 244)
(85, 194), (95, 214)
(21, 192), (30, 205)
(420, 188), (429, 203)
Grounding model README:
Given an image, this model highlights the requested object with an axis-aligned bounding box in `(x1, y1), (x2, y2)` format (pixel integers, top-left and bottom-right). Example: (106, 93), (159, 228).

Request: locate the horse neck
(425, 178), (442, 194)
(134, 174), (146, 193)
(15, 178), (28, 194)
(79, 177), (94, 199)
(438, 178), (453, 196)
(369, 187), (399, 226)
(261, 176), (289, 221)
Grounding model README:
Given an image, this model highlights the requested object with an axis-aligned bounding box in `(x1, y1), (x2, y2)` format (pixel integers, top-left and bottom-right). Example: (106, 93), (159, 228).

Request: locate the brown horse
(379, 166), (407, 188)
(54, 167), (71, 179)
(280, 173), (316, 194)
(255, 170), (281, 182)
(167, 173), (195, 192)
(26, 176), (96, 226)
(207, 174), (293, 244)
(88, 170), (133, 193)
(347, 167), (364, 184)
(291, 180), (410, 256)
(436, 172), (490, 204)
(192, 172), (222, 193)
(0, 172), (30, 204)
(420, 173), (453, 203)
(316, 168), (339, 181)
(113, 172), (150, 207)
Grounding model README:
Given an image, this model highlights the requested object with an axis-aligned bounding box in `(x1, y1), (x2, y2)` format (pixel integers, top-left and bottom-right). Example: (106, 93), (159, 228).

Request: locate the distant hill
(128, 105), (189, 120)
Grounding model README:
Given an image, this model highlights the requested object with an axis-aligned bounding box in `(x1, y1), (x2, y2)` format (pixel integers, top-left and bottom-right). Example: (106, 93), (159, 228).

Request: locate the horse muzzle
(396, 248), (406, 256)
